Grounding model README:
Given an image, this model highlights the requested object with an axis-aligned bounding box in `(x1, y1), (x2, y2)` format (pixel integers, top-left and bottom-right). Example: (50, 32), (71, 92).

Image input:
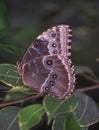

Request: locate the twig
(76, 74), (99, 92)
(0, 93), (44, 108)
(81, 74), (99, 84)
(76, 84), (99, 92)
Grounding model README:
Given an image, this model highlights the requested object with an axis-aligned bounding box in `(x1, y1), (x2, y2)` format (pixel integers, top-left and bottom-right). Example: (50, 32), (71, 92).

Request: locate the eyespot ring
(51, 32), (56, 38)
(42, 56), (55, 70)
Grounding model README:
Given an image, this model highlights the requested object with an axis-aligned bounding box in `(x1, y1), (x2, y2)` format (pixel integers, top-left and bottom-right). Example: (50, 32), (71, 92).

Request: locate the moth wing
(17, 25), (72, 75)
(21, 55), (75, 99)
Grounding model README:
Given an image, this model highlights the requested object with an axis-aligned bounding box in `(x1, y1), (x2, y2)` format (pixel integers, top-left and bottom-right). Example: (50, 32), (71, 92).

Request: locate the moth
(17, 25), (76, 99)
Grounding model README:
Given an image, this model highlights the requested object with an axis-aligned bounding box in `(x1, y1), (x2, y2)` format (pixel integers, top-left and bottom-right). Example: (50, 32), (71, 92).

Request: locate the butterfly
(17, 25), (76, 99)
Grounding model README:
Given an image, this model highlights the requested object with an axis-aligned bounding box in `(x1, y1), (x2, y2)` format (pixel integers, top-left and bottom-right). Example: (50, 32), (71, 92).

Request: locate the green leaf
(4, 92), (32, 102)
(52, 114), (66, 130)
(18, 104), (45, 130)
(73, 92), (99, 127)
(0, 64), (31, 92)
(0, 63), (36, 103)
(0, 64), (22, 87)
(0, 106), (20, 130)
(43, 95), (78, 124)
(52, 113), (80, 130)
(81, 127), (89, 130)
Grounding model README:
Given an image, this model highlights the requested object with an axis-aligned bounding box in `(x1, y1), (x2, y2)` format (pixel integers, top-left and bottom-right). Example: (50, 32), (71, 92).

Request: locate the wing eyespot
(52, 43), (57, 47)
(52, 74), (57, 79)
(47, 60), (53, 65)
(51, 32), (56, 38)
(49, 80), (54, 85)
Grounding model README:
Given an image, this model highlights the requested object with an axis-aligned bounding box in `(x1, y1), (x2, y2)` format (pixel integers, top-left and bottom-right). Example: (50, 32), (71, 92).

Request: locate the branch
(77, 74), (99, 92)
(0, 93), (44, 108)
(76, 84), (99, 92)
(81, 74), (99, 84)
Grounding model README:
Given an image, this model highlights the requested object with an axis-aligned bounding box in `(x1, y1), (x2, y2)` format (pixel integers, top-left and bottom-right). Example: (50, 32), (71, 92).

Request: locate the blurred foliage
(0, 0), (99, 71)
(0, 0), (8, 38)
(0, 0), (99, 130)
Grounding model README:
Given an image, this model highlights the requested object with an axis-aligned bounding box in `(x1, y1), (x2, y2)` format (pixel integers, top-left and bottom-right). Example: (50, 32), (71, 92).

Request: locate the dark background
(0, 0), (99, 130)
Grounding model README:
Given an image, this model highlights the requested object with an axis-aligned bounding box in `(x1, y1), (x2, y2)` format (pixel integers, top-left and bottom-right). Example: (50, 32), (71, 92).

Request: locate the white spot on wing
(32, 45), (41, 54)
